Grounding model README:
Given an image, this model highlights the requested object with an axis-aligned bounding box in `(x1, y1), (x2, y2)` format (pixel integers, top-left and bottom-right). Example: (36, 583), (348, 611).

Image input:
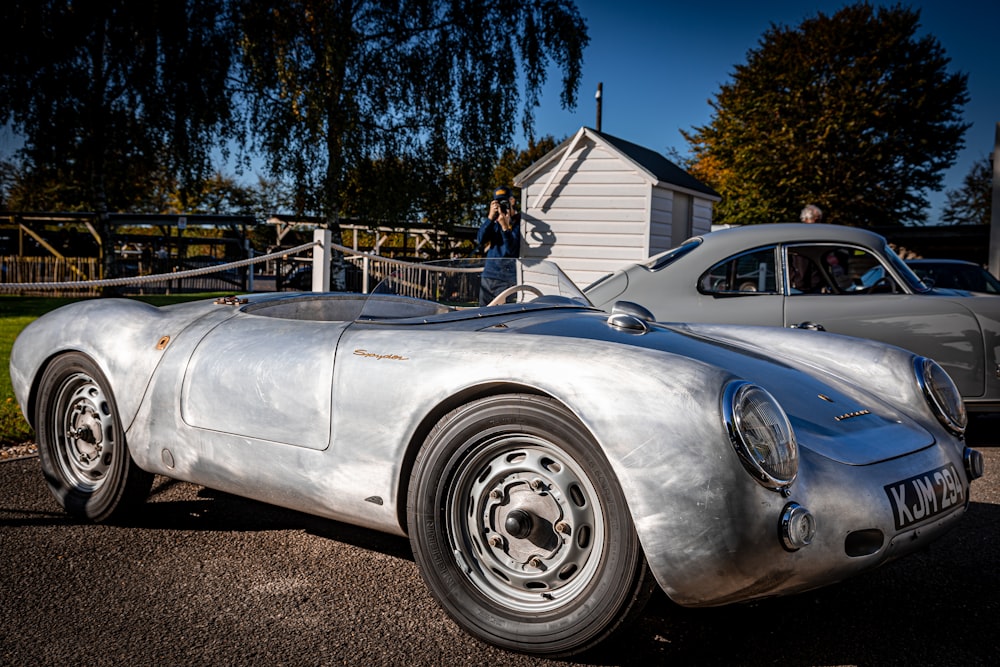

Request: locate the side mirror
(611, 300), (656, 322)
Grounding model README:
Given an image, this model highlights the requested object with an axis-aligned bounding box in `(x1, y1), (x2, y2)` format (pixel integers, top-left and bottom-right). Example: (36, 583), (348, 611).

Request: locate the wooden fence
(0, 250), (483, 301)
(0, 256), (103, 295)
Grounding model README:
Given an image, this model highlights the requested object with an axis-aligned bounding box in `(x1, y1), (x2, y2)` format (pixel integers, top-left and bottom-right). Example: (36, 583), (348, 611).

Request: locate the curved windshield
(883, 244), (932, 293)
(358, 258), (591, 321)
(642, 238), (703, 271)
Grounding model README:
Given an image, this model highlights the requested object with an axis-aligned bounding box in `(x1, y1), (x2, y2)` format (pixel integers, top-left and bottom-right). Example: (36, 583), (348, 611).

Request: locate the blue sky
(523, 1), (999, 223)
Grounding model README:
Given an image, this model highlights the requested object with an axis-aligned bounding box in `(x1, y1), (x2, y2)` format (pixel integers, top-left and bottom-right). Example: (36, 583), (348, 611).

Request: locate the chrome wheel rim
(51, 371), (116, 492)
(447, 434), (605, 612)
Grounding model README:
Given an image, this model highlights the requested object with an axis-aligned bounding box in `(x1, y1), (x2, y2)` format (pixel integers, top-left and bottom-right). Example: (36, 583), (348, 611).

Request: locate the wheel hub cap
(454, 440), (604, 609)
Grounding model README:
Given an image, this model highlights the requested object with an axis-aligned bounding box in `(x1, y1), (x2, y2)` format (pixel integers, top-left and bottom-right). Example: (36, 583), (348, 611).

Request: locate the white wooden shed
(513, 126), (720, 288)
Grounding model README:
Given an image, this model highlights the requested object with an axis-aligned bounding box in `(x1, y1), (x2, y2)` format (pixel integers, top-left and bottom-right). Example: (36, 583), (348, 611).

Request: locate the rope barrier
(0, 240), (321, 291)
(325, 241), (484, 274)
(0, 236), (484, 292)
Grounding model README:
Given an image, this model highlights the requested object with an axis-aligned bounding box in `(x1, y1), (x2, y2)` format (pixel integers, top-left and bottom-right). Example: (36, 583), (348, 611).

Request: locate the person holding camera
(476, 186), (521, 305)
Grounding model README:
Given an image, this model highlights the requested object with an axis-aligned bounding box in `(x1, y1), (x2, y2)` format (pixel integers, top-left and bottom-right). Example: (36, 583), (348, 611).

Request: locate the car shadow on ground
(135, 470), (998, 666)
(3, 454), (996, 666)
(588, 497), (1000, 666)
(130, 477), (416, 561)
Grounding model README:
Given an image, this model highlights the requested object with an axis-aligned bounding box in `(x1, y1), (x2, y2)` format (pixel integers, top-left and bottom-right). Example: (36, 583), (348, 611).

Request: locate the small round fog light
(964, 447), (984, 481)
(780, 502), (815, 551)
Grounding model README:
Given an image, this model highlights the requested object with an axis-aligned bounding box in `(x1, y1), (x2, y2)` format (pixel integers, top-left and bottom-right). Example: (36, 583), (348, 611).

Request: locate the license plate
(884, 463), (965, 531)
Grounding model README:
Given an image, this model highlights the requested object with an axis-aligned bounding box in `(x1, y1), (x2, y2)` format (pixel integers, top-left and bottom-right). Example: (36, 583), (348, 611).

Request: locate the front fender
(10, 298), (217, 430)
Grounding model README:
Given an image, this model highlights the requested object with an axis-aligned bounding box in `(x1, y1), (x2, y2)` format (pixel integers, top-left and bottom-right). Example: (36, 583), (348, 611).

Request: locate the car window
(699, 247), (778, 295)
(882, 244), (931, 293)
(786, 244), (898, 294)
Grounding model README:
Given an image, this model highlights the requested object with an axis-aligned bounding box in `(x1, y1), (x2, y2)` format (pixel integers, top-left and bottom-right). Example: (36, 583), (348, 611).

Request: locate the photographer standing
(476, 186), (521, 305)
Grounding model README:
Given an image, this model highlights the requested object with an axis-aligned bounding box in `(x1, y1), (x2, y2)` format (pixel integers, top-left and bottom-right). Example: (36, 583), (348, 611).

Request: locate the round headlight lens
(723, 382), (798, 489)
(915, 357), (967, 435)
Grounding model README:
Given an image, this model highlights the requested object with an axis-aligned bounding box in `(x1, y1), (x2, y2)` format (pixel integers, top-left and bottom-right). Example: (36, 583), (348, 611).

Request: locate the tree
(232, 0), (588, 287)
(942, 156), (992, 225)
(493, 135), (561, 196)
(684, 3), (969, 226)
(0, 1), (239, 276)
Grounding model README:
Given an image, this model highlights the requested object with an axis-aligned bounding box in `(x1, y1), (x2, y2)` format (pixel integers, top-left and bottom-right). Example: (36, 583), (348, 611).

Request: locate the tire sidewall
(35, 352), (146, 522)
(407, 394), (646, 655)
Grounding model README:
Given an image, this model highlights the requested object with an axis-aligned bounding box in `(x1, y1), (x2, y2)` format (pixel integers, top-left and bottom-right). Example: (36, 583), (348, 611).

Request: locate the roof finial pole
(595, 82), (603, 132)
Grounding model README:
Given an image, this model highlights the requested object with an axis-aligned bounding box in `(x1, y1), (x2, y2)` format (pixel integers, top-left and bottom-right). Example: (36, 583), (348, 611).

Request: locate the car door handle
(789, 321), (826, 331)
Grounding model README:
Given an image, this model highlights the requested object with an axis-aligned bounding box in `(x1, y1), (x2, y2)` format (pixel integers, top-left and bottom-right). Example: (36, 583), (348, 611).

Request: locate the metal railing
(0, 238), (483, 300)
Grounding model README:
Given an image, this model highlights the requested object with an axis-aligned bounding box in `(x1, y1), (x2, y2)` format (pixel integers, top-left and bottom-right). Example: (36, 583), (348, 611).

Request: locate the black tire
(407, 394), (654, 656)
(34, 352), (153, 522)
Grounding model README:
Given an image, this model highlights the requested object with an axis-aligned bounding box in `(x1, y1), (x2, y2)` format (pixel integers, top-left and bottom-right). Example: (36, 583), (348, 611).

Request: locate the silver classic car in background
(585, 223), (1000, 413)
(10, 259), (984, 656)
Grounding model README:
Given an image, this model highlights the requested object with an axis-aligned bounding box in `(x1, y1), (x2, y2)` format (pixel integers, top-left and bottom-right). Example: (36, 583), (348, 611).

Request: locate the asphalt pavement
(1, 424), (997, 666)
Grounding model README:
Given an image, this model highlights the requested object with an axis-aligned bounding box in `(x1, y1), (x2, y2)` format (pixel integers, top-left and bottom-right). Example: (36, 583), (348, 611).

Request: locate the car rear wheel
(35, 352), (152, 522)
(407, 394), (653, 656)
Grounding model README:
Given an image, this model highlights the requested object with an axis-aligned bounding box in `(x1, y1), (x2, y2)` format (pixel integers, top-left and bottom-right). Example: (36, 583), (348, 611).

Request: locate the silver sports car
(10, 259), (984, 656)
(585, 223), (1000, 413)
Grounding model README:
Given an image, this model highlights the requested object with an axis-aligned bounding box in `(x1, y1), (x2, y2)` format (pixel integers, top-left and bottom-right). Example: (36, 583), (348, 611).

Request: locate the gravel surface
(0, 441), (36, 461)
(1, 432), (997, 666)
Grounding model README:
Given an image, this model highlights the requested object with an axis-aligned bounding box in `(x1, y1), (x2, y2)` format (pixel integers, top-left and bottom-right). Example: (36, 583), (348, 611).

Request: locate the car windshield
(908, 261), (1000, 294)
(883, 244), (932, 293)
(641, 238), (703, 271)
(357, 258), (591, 322)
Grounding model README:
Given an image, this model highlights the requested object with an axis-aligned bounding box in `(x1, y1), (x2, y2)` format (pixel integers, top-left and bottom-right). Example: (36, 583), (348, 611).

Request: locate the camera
(497, 199), (510, 213)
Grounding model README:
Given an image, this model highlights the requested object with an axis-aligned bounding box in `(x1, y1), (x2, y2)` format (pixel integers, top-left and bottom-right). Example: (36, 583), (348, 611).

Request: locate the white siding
(521, 136), (656, 286)
(649, 187), (673, 254)
(692, 198), (714, 235)
(516, 128), (717, 288)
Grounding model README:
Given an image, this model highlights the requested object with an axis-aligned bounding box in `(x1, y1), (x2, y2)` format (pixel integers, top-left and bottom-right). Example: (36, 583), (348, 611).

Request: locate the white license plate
(884, 463), (965, 530)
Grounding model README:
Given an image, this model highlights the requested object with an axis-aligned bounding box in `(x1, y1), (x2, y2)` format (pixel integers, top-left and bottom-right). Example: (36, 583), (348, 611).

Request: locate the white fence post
(245, 239), (254, 292)
(312, 228), (332, 292)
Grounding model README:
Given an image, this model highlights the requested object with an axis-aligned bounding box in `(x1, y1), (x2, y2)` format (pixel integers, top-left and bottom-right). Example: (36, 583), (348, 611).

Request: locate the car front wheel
(34, 352), (152, 522)
(407, 394), (653, 656)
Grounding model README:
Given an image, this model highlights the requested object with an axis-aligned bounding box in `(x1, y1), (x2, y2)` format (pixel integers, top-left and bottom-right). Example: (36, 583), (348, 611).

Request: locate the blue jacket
(476, 217), (520, 280)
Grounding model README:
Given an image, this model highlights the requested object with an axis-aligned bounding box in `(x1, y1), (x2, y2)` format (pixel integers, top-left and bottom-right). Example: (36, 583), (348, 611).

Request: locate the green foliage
(684, 3), (969, 226)
(232, 0), (588, 232)
(942, 156), (993, 225)
(0, 1), (239, 214)
(0, 1), (587, 247)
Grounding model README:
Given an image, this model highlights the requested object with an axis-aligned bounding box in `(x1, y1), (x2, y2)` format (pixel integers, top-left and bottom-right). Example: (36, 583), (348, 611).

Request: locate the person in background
(790, 204), (825, 290)
(800, 204), (823, 223)
(476, 186), (521, 305)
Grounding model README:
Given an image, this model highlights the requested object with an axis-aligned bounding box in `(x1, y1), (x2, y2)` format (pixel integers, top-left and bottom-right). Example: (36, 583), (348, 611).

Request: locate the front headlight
(915, 357), (967, 435)
(723, 381), (798, 490)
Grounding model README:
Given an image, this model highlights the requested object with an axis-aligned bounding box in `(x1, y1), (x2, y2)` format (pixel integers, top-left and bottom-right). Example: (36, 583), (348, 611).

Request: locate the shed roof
(515, 126), (720, 200)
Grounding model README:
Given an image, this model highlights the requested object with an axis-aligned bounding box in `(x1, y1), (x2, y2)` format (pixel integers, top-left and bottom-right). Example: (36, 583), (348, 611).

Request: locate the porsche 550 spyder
(9, 259), (984, 657)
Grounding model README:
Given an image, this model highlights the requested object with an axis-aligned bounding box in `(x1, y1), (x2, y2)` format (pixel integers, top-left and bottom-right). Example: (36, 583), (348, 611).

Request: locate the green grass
(0, 293), (227, 445)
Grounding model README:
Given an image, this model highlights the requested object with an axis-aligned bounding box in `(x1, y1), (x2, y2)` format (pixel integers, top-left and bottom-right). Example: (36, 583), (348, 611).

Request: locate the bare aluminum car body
(10, 259), (983, 655)
(585, 223), (1000, 413)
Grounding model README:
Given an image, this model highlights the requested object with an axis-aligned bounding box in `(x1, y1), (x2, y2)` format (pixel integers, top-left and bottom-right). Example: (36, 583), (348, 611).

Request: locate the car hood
(501, 310), (935, 466)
